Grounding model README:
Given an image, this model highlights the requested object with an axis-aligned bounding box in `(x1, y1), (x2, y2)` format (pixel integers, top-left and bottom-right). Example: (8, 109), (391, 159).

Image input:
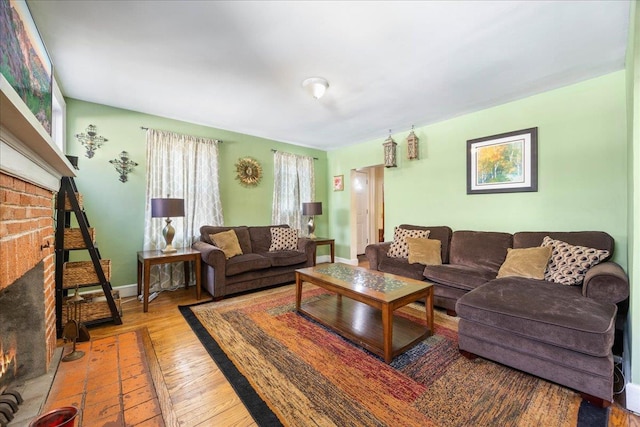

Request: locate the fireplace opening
(0, 262), (47, 392)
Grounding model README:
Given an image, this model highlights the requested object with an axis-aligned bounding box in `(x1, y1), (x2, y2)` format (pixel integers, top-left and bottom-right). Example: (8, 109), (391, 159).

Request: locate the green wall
(65, 99), (328, 287)
(327, 71), (628, 268)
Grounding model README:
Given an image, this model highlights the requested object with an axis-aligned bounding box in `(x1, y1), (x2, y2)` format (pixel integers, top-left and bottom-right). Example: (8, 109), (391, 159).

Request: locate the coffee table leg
(382, 303), (393, 363)
(295, 273), (302, 311)
(425, 287), (434, 335)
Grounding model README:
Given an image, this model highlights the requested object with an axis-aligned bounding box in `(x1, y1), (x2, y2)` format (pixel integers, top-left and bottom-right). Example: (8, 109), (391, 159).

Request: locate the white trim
(1, 131), (61, 192)
(335, 256), (358, 265)
(0, 74), (74, 185)
(112, 283), (138, 298)
(625, 382), (640, 413)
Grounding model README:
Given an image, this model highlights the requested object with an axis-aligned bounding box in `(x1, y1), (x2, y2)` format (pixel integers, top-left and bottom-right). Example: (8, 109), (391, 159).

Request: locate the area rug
(180, 284), (620, 427)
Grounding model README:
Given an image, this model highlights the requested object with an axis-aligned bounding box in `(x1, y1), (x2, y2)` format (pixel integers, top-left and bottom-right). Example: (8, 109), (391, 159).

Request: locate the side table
(137, 248), (201, 312)
(312, 237), (335, 265)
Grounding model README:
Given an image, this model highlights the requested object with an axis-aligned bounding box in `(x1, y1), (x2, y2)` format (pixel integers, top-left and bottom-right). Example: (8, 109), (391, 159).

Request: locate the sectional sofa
(365, 225), (629, 405)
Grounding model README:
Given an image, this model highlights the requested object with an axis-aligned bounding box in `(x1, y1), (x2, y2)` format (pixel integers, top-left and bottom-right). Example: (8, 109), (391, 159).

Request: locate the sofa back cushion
(249, 225), (290, 253)
(513, 231), (614, 260)
(450, 231), (513, 273)
(200, 225), (252, 254)
(398, 225), (452, 263)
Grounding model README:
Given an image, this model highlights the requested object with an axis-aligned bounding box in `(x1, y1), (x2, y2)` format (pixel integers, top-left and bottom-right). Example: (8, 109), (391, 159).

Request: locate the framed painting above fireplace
(0, 0), (53, 135)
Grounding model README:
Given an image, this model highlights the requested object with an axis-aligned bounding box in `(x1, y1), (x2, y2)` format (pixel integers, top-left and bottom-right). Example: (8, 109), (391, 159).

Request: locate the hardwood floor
(88, 287), (256, 427)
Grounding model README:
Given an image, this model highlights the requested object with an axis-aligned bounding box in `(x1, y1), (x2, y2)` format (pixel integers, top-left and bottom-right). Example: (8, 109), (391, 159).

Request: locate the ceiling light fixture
(302, 77), (329, 100)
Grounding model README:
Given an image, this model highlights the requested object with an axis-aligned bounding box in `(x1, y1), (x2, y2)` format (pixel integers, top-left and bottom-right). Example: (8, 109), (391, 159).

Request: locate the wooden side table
(137, 248), (201, 312)
(312, 237), (335, 265)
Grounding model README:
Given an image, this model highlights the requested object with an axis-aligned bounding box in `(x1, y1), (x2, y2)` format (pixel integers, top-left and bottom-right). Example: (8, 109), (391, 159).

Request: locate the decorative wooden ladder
(55, 176), (122, 336)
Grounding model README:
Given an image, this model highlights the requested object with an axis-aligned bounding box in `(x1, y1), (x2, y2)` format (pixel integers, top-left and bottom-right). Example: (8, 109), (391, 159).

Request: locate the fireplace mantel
(0, 75), (74, 192)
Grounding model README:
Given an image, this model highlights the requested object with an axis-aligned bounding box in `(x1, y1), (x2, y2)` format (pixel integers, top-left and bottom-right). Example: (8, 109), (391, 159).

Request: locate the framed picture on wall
(0, 0), (53, 135)
(333, 175), (344, 191)
(467, 127), (538, 194)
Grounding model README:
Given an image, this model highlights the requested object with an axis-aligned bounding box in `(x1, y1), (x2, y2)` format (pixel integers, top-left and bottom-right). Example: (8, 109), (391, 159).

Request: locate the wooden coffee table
(295, 263), (434, 363)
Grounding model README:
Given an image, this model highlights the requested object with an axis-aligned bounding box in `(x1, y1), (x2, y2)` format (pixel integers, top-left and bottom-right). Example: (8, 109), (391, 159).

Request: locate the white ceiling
(28, 1), (630, 150)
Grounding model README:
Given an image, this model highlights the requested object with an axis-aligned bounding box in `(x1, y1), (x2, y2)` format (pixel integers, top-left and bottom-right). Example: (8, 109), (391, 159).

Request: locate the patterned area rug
(180, 284), (618, 427)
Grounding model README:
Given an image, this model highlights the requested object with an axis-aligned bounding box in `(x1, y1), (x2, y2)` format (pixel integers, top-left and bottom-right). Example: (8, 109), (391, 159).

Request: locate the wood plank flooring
(88, 287), (255, 427)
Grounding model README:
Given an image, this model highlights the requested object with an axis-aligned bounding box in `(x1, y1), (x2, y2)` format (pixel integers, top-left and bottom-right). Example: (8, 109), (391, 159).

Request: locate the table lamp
(302, 202), (322, 239)
(151, 198), (185, 253)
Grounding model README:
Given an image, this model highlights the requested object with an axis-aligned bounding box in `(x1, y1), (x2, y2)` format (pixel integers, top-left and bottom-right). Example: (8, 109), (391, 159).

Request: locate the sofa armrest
(365, 242), (392, 270)
(582, 261), (629, 304)
(298, 237), (317, 266)
(192, 240), (226, 269)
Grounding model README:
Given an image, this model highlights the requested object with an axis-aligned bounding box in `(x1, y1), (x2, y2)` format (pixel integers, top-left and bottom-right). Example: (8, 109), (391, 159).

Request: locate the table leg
(425, 287), (434, 336)
(143, 260), (151, 313)
(295, 273), (302, 311)
(330, 241), (335, 263)
(183, 261), (190, 290)
(194, 255), (201, 300)
(382, 303), (393, 363)
(137, 259), (142, 297)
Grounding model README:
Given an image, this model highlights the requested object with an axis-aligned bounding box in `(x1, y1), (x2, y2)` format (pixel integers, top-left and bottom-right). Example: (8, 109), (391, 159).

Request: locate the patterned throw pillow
(387, 227), (430, 259)
(541, 236), (609, 285)
(269, 227), (299, 251)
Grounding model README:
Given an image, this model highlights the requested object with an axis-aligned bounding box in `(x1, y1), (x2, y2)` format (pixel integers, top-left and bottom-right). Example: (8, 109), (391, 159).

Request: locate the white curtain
(144, 129), (224, 291)
(272, 151), (315, 232)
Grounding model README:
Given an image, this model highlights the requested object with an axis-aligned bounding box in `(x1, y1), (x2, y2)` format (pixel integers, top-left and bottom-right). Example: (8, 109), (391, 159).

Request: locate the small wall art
(333, 175), (344, 191)
(467, 127), (538, 194)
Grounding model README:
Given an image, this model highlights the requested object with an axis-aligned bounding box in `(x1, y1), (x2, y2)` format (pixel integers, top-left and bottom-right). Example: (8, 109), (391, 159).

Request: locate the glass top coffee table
(295, 263), (434, 363)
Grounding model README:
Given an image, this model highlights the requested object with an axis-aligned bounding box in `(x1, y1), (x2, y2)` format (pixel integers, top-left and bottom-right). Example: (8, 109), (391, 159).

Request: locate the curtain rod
(271, 149), (318, 160)
(140, 126), (223, 143)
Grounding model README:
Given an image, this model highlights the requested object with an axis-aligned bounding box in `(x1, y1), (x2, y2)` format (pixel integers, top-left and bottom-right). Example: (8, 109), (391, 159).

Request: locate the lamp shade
(302, 202), (322, 216)
(151, 198), (185, 218)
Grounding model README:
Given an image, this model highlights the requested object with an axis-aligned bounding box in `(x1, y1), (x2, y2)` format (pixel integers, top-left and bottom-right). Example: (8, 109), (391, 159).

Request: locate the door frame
(349, 165), (384, 261)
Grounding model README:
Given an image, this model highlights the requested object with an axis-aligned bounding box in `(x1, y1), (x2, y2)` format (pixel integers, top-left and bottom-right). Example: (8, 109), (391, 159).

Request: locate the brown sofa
(192, 225), (316, 300)
(365, 226), (629, 405)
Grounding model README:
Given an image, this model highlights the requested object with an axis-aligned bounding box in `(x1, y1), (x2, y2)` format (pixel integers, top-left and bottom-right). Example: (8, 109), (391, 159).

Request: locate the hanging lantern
(383, 130), (397, 168)
(407, 125), (419, 160)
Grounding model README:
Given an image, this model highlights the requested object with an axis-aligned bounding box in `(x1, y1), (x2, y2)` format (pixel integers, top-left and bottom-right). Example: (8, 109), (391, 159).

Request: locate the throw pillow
(541, 236), (610, 285)
(210, 230), (243, 259)
(407, 237), (442, 265)
(269, 227), (299, 251)
(496, 246), (552, 280)
(387, 227), (430, 259)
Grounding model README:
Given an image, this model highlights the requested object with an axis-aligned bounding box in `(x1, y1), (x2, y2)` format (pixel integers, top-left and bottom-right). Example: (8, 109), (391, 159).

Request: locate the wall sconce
(383, 130), (397, 168)
(109, 151), (138, 183)
(407, 125), (419, 160)
(75, 124), (107, 158)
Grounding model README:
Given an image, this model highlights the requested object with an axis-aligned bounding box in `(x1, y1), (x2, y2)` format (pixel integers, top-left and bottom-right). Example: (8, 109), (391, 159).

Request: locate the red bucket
(29, 406), (79, 427)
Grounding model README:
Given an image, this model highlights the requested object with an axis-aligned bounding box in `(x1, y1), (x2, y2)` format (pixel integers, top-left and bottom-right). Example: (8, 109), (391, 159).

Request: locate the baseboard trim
(112, 283), (138, 298)
(625, 382), (640, 413)
(335, 256), (358, 265)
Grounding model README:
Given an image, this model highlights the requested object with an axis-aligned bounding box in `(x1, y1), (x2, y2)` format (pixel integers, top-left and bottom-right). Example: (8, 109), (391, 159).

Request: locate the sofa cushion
(200, 225), (252, 254)
(456, 278), (617, 357)
(541, 236), (610, 286)
(387, 227), (430, 259)
(261, 251), (307, 267)
(210, 230), (243, 259)
(269, 227), (299, 251)
(249, 225), (289, 253)
(378, 257), (426, 281)
(398, 225), (453, 263)
(449, 231), (512, 273)
(423, 264), (495, 291)
(225, 253), (271, 276)
(407, 237), (442, 265)
(496, 246), (552, 280)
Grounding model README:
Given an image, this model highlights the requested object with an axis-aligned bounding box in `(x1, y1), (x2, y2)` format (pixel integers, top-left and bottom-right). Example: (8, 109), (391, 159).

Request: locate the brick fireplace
(0, 172), (57, 390)
(1, 75), (75, 400)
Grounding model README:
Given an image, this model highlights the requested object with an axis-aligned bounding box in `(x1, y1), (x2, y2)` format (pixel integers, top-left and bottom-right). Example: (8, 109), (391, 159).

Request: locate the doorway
(350, 165), (384, 261)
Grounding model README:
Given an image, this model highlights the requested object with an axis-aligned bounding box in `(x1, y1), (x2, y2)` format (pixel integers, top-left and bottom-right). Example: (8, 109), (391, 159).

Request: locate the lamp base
(307, 216), (316, 239)
(162, 244), (177, 253)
